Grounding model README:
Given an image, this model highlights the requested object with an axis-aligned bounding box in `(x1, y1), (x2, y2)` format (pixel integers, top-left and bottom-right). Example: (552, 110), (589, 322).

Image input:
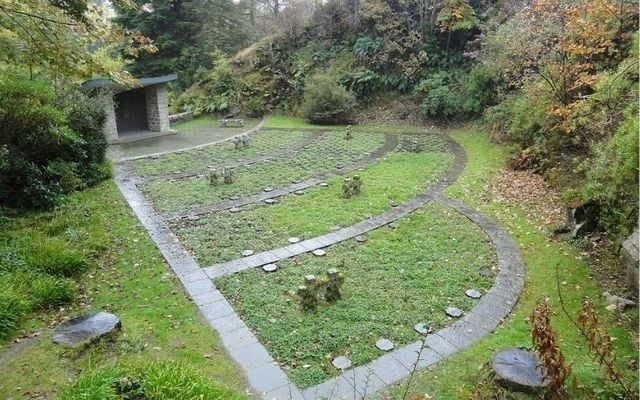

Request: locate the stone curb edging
(143, 130), (326, 182)
(113, 116), (266, 163)
(113, 131), (526, 400)
(161, 133), (399, 221)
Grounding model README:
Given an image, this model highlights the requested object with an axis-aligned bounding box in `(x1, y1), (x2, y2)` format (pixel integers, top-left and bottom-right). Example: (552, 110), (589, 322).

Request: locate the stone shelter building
(82, 74), (177, 144)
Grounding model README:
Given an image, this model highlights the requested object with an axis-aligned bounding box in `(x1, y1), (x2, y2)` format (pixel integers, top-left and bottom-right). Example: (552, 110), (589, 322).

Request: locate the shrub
(0, 290), (27, 340)
(23, 237), (88, 278)
(142, 362), (247, 400)
(462, 64), (498, 115)
(581, 103), (639, 236)
(0, 75), (107, 210)
(415, 70), (464, 119)
(302, 74), (356, 124)
(29, 274), (76, 309)
(59, 362), (247, 400)
(245, 97), (266, 117)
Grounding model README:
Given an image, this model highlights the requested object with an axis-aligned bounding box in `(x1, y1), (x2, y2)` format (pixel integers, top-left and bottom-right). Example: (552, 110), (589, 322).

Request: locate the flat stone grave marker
(332, 356), (352, 371)
(288, 237), (300, 244)
(263, 264), (278, 273)
(466, 289), (482, 299)
(355, 235), (368, 243)
(375, 338), (395, 351)
(263, 187), (273, 192)
(264, 199), (277, 205)
(445, 306), (463, 318)
(414, 322), (431, 335)
(229, 195), (241, 200)
(319, 182), (329, 187)
(294, 190), (305, 195)
(492, 348), (549, 392)
(52, 312), (121, 347)
(241, 249), (254, 257)
(312, 249), (326, 257)
(390, 201), (399, 207)
(388, 222), (399, 229)
(229, 207), (241, 213)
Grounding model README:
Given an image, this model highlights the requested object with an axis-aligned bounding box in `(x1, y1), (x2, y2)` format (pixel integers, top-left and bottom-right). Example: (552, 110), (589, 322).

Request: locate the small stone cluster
(233, 134), (250, 149)
(208, 167), (234, 185)
(297, 268), (344, 311)
(342, 176), (362, 198)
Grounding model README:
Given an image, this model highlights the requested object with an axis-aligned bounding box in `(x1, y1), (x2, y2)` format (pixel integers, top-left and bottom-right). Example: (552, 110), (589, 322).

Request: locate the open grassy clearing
(131, 129), (309, 177)
(0, 181), (246, 399)
(141, 130), (387, 214)
(215, 201), (496, 388)
(174, 138), (452, 265)
(374, 127), (639, 399)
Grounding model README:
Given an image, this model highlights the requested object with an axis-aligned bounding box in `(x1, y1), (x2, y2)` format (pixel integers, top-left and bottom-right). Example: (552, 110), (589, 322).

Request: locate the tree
(0, 0), (154, 81)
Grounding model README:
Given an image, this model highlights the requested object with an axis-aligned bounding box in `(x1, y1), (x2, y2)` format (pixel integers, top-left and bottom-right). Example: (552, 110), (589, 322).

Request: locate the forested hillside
(128, 0), (638, 238)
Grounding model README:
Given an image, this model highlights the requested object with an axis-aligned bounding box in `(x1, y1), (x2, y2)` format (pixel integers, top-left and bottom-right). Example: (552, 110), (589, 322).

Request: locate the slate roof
(82, 74), (177, 92)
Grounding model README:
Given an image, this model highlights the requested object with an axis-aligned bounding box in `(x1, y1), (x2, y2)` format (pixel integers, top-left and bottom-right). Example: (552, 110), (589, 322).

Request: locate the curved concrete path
(113, 128), (525, 400)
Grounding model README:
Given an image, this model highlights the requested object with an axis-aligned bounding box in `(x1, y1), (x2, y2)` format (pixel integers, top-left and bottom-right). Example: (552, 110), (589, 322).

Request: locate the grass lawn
(174, 139), (453, 265)
(132, 129), (310, 178)
(215, 202), (496, 388)
(264, 115), (433, 134)
(0, 181), (246, 399)
(141, 130), (387, 214)
(373, 126), (639, 399)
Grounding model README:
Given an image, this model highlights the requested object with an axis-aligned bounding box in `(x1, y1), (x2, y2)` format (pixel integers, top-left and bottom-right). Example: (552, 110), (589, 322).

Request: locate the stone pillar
(622, 229), (639, 292)
(145, 84), (170, 132)
(101, 90), (118, 143)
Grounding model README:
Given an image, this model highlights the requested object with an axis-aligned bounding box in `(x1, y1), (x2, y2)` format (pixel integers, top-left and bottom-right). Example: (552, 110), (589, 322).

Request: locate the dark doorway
(115, 88), (148, 134)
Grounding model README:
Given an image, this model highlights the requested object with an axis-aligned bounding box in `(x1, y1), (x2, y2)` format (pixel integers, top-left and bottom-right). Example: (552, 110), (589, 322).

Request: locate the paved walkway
(113, 128), (525, 400)
(111, 117), (264, 162)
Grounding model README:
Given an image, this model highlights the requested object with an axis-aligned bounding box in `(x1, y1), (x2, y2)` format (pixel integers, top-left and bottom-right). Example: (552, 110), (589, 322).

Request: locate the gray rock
(492, 348), (549, 392)
(332, 356), (352, 371)
(294, 191), (305, 195)
(187, 215), (200, 222)
(390, 202), (399, 208)
(229, 207), (242, 213)
(355, 235), (368, 243)
(312, 249), (326, 257)
(479, 268), (493, 277)
(375, 338), (395, 351)
(445, 306), (463, 318)
(263, 264), (278, 273)
(319, 182), (329, 187)
(241, 249), (254, 257)
(52, 312), (121, 347)
(388, 222), (399, 229)
(288, 237), (301, 244)
(330, 225), (341, 231)
(414, 322), (431, 335)
(229, 195), (241, 201)
(465, 289), (482, 299)
(264, 199), (277, 205)
(263, 187), (273, 192)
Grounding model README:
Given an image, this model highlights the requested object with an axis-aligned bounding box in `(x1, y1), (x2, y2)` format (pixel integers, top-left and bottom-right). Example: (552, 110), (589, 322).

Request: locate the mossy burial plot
(131, 129), (309, 177)
(214, 202), (496, 388)
(174, 136), (453, 265)
(141, 131), (386, 213)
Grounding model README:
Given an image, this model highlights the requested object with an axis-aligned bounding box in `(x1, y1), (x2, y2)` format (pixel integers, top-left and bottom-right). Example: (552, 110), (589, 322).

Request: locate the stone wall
(622, 229), (639, 292)
(101, 89), (118, 143)
(145, 84), (170, 132)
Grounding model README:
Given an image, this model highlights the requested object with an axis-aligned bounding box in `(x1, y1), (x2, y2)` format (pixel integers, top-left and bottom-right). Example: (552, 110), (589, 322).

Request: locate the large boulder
(52, 312), (121, 347)
(492, 348), (549, 393)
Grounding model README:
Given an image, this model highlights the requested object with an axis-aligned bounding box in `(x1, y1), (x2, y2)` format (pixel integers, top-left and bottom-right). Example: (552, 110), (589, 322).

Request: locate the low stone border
(162, 133), (399, 221)
(144, 130), (326, 182)
(169, 111), (194, 124)
(114, 131), (526, 400)
(114, 116), (265, 163)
